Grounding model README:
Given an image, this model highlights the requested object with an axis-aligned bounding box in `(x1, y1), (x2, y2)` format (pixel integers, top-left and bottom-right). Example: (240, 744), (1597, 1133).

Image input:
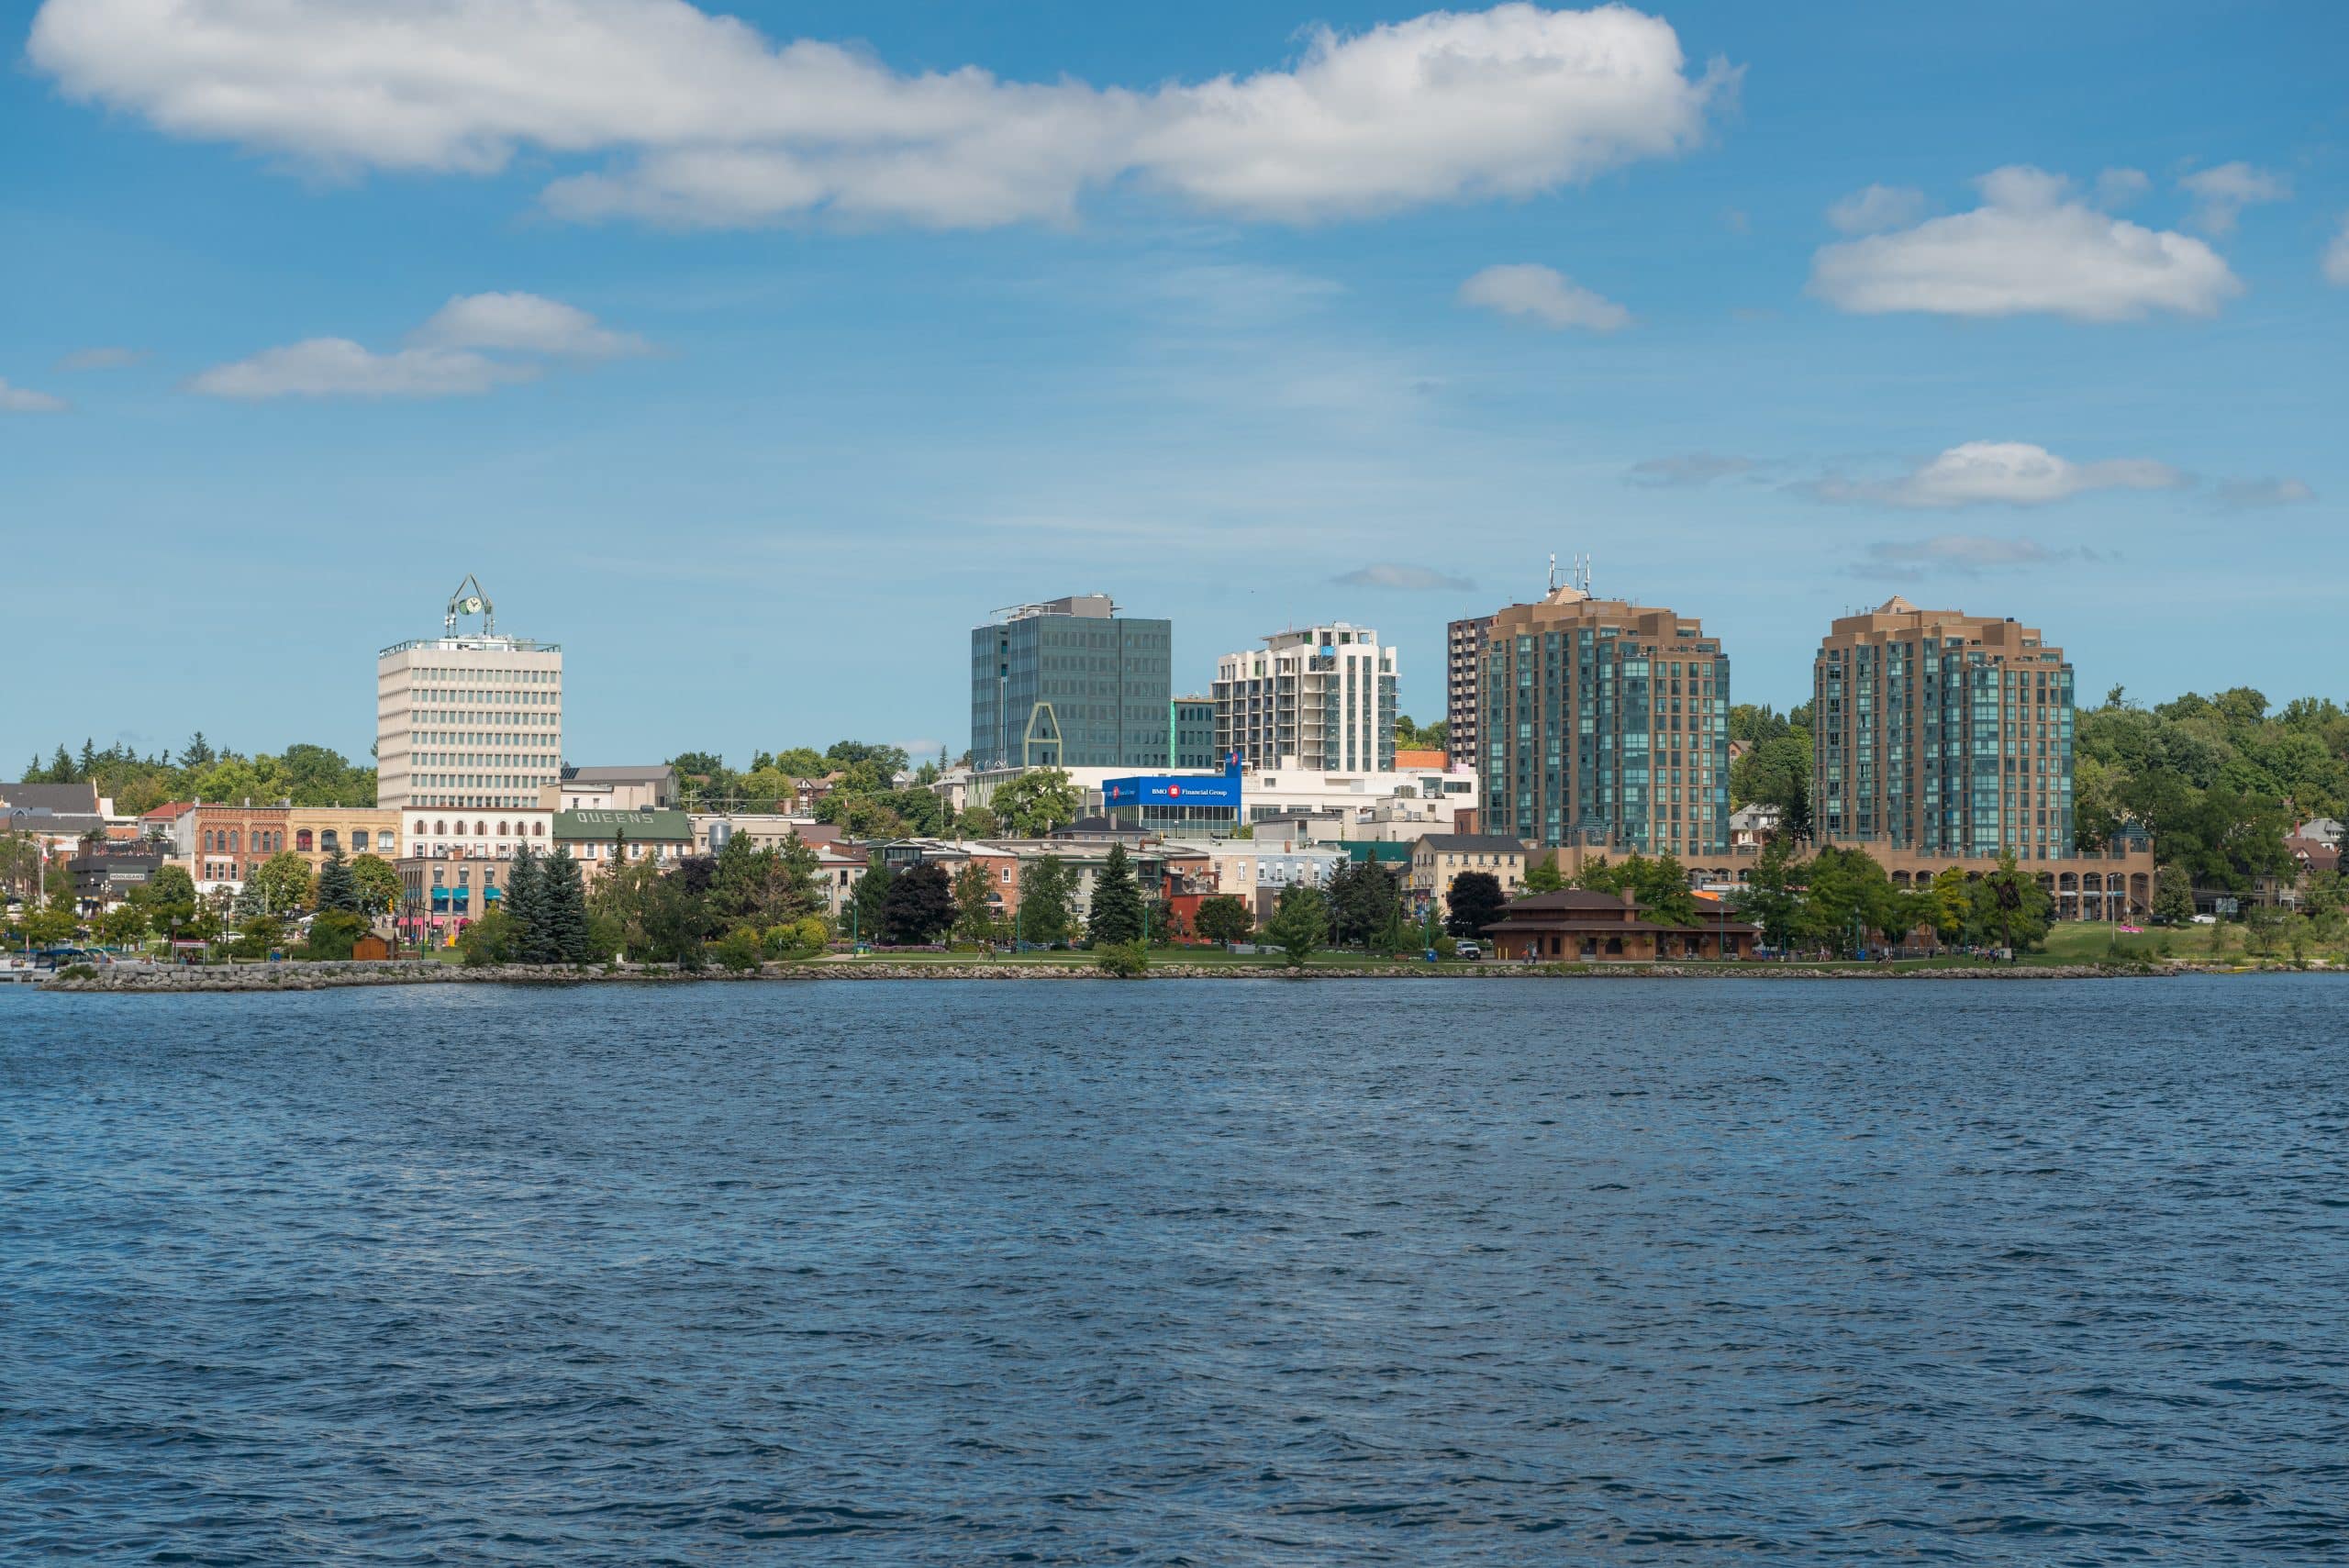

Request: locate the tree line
(1724, 687), (2338, 899)
(16, 734), (379, 816)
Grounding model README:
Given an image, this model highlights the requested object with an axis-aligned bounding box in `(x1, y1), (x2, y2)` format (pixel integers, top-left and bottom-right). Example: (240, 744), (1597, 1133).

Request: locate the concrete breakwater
(39, 959), (2173, 992)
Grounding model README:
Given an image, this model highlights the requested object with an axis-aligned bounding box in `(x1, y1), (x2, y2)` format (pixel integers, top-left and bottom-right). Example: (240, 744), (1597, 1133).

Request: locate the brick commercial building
(1409, 832), (1528, 918)
(286, 806), (403, 873)
(553, 808), (694, 884)
(1477, 585), (1731, 861)
(182, 802), (291, 893)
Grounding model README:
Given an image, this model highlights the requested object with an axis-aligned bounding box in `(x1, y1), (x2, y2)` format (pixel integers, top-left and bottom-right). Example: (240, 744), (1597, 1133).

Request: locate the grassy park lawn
(2037, 921), (2229, 964)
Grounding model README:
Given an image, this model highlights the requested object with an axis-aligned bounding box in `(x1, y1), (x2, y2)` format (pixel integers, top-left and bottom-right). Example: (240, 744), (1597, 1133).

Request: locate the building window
(295, 829), (314, 852)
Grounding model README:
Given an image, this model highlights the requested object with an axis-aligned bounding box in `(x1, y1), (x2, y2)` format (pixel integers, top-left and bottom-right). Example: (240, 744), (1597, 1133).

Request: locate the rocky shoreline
(35, 958), (2183, 992)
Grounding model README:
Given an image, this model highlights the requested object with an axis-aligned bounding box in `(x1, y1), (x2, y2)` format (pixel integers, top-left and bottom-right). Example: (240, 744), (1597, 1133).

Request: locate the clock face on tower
(459, 596), (484, 615)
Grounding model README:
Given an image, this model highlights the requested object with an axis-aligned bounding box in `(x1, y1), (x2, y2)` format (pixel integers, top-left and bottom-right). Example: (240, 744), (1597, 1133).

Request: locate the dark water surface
(4, 977), (2346, 1565)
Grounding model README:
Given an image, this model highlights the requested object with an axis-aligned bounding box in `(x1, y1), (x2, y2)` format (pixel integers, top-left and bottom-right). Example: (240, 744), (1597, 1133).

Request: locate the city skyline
(6, 0), (2345, 772)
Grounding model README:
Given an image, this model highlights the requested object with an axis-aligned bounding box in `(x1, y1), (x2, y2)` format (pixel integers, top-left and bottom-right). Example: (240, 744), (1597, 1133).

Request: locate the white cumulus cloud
(413, 293), (650, 358)
(1, 377), (70, 413)
(1806, 440), (2188, 508)
(190, 293), (643, 399)
(1825, 183), (1923, 235)
(1809, 165), (2240, 321)
(28, 0), (1731, 229)
(2178, 161), (2290, 235)
(1458, 263), (1631, 330)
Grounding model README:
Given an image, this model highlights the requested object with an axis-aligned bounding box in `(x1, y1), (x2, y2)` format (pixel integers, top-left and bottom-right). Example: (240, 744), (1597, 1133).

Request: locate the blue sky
(4, 0), (2344, 773)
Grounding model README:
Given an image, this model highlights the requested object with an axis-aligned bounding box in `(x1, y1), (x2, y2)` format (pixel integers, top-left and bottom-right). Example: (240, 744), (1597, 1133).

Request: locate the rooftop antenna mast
(1575, 553), (1593, 595)
(1548, 552), (1560, 592)
(444, 573), (495, 635)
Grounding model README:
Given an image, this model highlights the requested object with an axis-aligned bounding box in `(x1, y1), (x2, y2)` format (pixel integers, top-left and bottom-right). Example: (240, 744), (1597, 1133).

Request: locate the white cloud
(1, 377), (69, 413)
(1332, 562), (1475, 591)
(2178, 161), (2290, 235)
(191, 293), (645, 399)
(1806, 440), (2188, 508)
(58, 345), (146, 371)
(1809, 165), (2240, 321)
(2325, 217), (2349, 286)
(2212, 477), (2314, 509)
(1854, 535), (2065, 576)
(28, 0), (1731, 229)
(1458, 263), (1631, 330)
(188, 340), (540, 400)
(1825, 183), (1923, 235)
(412, 293), (649, 358)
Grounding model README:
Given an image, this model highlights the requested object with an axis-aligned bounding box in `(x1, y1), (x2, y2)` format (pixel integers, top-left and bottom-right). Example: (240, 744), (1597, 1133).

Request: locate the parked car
(1454, 940), (1484, 962)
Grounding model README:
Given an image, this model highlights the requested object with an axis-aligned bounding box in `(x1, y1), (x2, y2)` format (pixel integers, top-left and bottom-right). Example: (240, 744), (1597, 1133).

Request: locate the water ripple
(3, 975), (2345, 1563)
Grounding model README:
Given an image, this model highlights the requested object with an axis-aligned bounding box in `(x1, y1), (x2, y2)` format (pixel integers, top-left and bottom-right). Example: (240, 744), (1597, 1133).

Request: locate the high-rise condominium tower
(1212, 624), (1397, 774)
(1479, 585), (1730, 857)
(376, 577), (563, 812)
(1445, 613), (1491, 770)
(1811, 597), (2074, 861)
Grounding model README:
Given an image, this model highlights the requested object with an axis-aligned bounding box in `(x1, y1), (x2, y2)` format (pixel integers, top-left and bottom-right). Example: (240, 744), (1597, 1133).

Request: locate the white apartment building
(1214, 624), (1397, 774)
(377, 578), (563, 816)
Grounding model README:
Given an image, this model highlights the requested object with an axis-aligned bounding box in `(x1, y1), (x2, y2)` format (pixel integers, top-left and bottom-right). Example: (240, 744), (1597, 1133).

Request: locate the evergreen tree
(776, 832), (825, 921)
(1086, 842), (1145, 946)
(850, 852), (894, 943)
(505, 844), (548, 961)
(314, 848), (362, 915)
(49, 744), (72, 781)
(1265, 884), (1328, 968)
(540, 844), (594, 962)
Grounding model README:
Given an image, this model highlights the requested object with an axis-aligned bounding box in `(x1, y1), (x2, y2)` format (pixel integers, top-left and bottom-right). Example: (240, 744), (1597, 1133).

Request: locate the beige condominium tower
(1811, 596), (2073, 862)
(376, 576), (564, 814)
(1479, 584), (1730, 858)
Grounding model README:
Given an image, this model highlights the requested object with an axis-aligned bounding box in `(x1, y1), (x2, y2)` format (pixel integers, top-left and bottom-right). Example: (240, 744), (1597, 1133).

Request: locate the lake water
(4, 977), (2345, 1564)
